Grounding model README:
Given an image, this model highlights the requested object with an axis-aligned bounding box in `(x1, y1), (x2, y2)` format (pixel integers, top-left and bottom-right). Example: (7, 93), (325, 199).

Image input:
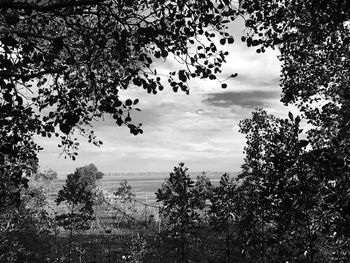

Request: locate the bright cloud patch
(203, 90), (281, 109)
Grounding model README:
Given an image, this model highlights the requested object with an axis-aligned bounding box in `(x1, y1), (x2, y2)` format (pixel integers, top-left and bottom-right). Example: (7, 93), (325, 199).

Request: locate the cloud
(235, 75), (280, 89)
(203, 90), (281, 109)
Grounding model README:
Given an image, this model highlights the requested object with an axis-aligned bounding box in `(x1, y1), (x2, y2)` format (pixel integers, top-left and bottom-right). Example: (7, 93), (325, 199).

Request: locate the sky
(37, 18), (298, 173)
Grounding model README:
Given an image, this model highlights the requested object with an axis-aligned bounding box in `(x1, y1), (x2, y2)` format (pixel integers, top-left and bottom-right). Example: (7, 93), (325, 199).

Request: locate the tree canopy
(55, 170), (95, 232)
(240, 0), (350, 143)
(0, 0), (238, 168)
(114, 179), (135, 203)
(235, 4), (350, 259)
(74, 163), (103, 189)
(238, 2), (350, 257)
(156, 163), (200, 230)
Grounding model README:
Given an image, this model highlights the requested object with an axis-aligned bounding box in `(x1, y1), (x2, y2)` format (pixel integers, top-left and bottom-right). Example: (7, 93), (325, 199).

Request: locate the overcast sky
(37, 18), (298, 173)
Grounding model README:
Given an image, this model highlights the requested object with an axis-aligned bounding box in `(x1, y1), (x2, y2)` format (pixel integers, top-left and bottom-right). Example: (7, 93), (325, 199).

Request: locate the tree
(239, 0), (350, 123)
(209, 173), (237, 263)
(114, 179), (135, 203)
(55, 172), (94, 231)
(156, 163), (200, 263)
(74, 163), (103, 190)
(0, 178), (53, 263)
(238, 0), (350, 163)
(193, 172), (213, 210)
(235, 108), (331, 262)
(238, 0), (350, 198)
(156, 163), (200, 230)
(237, 2), (350, 261)
(55, 171), (95, 262)
(34, 168), (58, 181)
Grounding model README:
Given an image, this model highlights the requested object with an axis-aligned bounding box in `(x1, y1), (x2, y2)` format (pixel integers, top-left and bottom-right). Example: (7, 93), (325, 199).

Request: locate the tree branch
(0, 0), (107, 12)
(1, 29), (55, 41)
(0, 68), (65, 79)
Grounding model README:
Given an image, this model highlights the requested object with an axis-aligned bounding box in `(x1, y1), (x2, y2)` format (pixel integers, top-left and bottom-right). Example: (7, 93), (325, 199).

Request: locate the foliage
(156, 163), (202, 262)
(114, 179), (135, 203)
(74, 163), (104, 190)
(237, 1), (350, 261)
(55, 172), (95, 232)
(122, 233), (154, 263)
(234, 109), (336, 262)
(156, 163), (200, 231)
(0, 209), (53, 263)
(193, 171), (213, 210)
(0, 111), (40, 205)
(208, 173), (238, 263)
(0, 168), (27, 211)
(209, 173), (236, 226)
(55, 168), (96, 262)
(238, 0), (350, 173)
(240, 0), (350, 126)
(93, 188), (107, 206)
(0, 180), (53, 263)
(34, 168), (58, 181)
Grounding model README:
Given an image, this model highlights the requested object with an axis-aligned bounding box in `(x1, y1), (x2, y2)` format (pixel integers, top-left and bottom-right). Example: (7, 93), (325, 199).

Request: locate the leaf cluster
(156, 163), (201, 232)
(114, 179), (135, 203)
(55, 169), (95, 232)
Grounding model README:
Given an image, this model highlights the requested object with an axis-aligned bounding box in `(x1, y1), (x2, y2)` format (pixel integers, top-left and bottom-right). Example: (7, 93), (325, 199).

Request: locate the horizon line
(56, 170), (240, 175)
